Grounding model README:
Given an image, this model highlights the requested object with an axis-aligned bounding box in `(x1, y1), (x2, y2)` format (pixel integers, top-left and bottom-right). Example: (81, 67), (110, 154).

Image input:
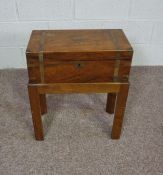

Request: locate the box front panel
(43, 60), (131, 83)
(27, 55), (132, 84)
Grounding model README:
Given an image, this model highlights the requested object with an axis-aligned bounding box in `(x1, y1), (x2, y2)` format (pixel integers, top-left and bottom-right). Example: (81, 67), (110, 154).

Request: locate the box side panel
(26, 54), (41, 83)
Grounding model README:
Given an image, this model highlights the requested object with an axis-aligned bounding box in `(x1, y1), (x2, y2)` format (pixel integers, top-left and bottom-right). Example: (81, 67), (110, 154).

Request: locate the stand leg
(40, 94), (47, 115)
(28, 85), (44, 140)
(106, 93), (116, 114)
(111, 84), (129, 139)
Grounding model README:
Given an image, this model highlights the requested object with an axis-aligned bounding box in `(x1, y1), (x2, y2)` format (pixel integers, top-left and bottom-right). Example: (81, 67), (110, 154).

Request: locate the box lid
(26, 29), (133, 61)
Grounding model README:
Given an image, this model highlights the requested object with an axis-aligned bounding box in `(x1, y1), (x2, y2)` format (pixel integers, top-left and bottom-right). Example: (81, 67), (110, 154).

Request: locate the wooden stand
(28, 81), (129, 140)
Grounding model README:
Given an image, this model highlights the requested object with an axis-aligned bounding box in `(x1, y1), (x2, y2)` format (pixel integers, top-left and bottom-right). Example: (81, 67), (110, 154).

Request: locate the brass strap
(108, 31), (121, 81)
(39, 52), (44, 83)
(39, 32), (45, 83)
(114, 59), (120, 77)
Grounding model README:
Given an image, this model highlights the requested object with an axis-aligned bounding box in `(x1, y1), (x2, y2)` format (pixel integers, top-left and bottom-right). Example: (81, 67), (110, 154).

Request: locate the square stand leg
(111, 84), (129, 139)
(106, 93), (117, 114)
(28, 86), (44, 140)
(40, 94), (47, 115)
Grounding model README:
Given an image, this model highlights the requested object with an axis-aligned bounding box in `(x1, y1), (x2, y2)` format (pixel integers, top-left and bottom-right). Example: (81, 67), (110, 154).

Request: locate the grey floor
(0, 67), (163, 175)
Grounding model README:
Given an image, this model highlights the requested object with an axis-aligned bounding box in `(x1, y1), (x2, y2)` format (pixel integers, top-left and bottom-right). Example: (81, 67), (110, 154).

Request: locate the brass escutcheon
(75, 62), (84, 69)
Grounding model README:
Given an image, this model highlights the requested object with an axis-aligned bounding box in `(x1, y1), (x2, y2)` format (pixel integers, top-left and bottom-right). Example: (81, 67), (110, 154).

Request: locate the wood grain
(26, 29), (133, 60)
(27, 59), (131, 84)
(44, 61), (115, 83)
(30, 82), (123, 94)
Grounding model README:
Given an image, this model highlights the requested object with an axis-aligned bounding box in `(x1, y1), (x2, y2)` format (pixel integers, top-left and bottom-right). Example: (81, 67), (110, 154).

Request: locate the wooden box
(26, 29), (133, 84)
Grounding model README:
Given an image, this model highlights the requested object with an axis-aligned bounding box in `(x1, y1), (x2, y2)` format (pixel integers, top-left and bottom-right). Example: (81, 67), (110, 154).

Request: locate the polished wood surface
(27, 59), (131, 84)
(26, 29), (133, 60)
(26, 29), (133, 84)
(26, 29), (133, 140)
(29, 82), (125, 94)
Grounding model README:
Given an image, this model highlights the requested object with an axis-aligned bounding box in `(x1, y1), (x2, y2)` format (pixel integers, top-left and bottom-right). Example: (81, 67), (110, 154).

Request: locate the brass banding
(39, 52), (44, 83)
(114, 59), (120, 77)
(108, 31), (121, 81)
(39, 31), (45, 83)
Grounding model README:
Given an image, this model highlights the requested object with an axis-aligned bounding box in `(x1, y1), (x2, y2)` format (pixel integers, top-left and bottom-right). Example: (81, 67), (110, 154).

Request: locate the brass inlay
(39, 52), (44, 83)
(39, 31), (45, 83)
(114, 59), (120, 77)
(113, 59), (120, 81)
(122, 75), (129, 81)
(108, 31), (121, 81)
